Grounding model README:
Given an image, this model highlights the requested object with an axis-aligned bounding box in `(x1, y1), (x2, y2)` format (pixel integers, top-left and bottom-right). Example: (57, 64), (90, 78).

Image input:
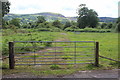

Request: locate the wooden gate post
(9, 42), (15, 69)
(95, 42), (99, 67)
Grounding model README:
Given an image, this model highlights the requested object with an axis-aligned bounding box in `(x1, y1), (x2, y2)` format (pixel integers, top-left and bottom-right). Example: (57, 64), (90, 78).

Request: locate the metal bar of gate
(74, 42), (76, 64)
(14, 41), (95, 43)
(13, 41), (96, 67)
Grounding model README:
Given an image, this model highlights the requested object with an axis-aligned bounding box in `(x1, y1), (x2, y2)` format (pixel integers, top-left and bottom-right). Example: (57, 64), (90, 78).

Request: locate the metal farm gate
(9, 41), (99, 69)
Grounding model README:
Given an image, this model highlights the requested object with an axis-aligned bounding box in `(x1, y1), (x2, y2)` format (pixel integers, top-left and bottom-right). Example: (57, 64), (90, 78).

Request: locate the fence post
(95, 42), (99, 67)
(9, 42), (15, 69)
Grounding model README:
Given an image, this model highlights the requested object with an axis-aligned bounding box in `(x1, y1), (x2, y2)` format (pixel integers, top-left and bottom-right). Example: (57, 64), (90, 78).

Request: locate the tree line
(1, 1), (120, 32)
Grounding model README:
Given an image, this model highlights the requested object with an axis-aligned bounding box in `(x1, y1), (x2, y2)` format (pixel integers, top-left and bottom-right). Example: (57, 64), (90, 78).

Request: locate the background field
(2, 29), (119, 76)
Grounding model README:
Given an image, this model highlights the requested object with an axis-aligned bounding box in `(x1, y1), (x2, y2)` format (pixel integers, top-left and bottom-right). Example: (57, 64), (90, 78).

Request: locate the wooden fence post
(95, 42), (99, 67)
(9, 42), (15, 69)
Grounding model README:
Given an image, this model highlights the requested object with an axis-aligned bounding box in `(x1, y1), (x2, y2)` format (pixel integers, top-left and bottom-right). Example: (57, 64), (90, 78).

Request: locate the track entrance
(9, 41), (99, 69)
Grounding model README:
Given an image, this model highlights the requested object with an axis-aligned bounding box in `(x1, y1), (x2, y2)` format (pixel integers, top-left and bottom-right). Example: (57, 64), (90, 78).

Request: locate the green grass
(2, 29), (60, 55)
(66, 32), (118, 67)
(2, 30), (119, 76)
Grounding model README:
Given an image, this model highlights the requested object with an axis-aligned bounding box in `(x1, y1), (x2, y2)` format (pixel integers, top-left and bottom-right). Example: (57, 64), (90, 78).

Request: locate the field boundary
(8, 41), (99, 69)
(99, 55), (120, 62)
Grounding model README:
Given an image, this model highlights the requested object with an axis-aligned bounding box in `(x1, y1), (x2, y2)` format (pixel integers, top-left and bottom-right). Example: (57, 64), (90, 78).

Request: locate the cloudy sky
(8, 0), (119, 18)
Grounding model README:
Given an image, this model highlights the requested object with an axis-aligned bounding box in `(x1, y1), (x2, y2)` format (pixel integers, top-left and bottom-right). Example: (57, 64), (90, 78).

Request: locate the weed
(50, 64), (61, 70)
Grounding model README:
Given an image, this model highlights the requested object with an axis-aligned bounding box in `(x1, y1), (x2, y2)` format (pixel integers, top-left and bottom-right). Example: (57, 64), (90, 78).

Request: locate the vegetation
(1, 1), (10, 17)
(2, 31), (118, 76)
(77, 4), (99, 28)
(114, 17), (120, 32)
(1, 2), (119, 77)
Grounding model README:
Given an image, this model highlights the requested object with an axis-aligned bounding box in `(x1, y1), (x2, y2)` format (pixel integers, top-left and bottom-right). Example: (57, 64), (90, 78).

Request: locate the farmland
(1, 29), (119, 76)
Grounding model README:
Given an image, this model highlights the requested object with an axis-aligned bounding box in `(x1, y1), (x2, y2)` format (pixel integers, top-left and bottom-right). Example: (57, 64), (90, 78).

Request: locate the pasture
(1, 29), (119, 76)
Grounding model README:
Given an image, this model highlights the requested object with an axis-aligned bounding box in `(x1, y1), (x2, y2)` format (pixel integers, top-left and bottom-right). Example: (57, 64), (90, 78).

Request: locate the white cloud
(8, 0), (119, 17)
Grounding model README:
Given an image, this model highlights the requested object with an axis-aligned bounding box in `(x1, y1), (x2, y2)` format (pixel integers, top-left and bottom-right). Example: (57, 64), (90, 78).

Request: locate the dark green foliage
(77, 4), (99, 28)
(37, 16), (46, 23)
(112, 17), (120, 32)
(9, 18), (21, 28)
(116, 17), (120, 23)
(2, 19), (9, 29)
(22, 24), (29, 28)
(52, 20), (62, 29)
(107, 23), (113, 29)
(38, 28), (50, 31)
(63, 21), (71, 30)
(2, 1), (10, 17)
(114, 22), (120, 32)
(101, 23), (107, 29)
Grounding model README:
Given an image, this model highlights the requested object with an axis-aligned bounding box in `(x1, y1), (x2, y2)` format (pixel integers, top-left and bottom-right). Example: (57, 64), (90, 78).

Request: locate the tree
(116, 17), (120, 23)
(2, 19), (9, 29)
(77, 4), (99, 28)
(101, 23), (107, 29)
(114, 22), (120, 32)
(37, 16), (46, 23)
(107, 23), (113, 29)
(2, 1), (10, 17)
(114, 17), (120, 32)
(1, 1), (10, 29)
(9, 18), (21, 28)
(63, 21), (71, 30)
(52, 20), (62, 29)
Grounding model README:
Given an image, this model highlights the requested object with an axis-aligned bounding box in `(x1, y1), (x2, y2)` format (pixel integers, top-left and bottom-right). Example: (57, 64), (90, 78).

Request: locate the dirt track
(2, 69), (119, 78)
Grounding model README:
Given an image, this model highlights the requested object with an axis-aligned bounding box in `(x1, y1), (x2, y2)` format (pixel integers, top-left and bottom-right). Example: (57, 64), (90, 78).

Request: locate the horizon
(8, 0), (118, 18)
(7, 12), (117, 18)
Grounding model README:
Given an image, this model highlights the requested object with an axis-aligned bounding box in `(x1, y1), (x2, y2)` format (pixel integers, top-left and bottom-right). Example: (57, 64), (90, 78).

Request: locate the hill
(3, 12), (117, 24)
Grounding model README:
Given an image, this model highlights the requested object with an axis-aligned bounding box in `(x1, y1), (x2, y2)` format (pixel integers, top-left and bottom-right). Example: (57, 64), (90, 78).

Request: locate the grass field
(2, 29), (119, 76)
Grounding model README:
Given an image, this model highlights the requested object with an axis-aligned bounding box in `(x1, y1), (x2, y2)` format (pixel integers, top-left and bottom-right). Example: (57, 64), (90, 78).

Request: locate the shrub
(38, 28), (50, 31)
(64, 27), (74, 32)
(50, 28), (62, 32)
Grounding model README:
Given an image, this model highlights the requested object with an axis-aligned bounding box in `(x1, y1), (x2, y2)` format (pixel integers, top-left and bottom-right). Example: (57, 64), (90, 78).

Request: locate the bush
(64, 27), (74, 32)
(38, 28), (50, 31)
(50, 28), (62, 32)
(65, 27), (111, 33)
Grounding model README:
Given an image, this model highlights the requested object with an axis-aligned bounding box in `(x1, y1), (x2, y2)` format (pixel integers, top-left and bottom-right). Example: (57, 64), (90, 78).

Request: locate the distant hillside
(34, 12), (66, 18)
(4, 12), (117, 24)
(99, 17), (117, 23)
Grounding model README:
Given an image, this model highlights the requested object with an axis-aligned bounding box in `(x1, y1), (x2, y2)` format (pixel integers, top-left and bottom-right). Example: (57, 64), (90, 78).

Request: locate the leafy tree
(116, 17), (120, 23)
(1, 1), (10, 17)
(37, 16), (46, 23)
(52, 20), (62, 29)
(77, 4), (99, 28)
(71, 21), (77, 26)
(114, 17), (120, 32)
(107, 23), (113, 29)
(114, 22), (120, 32)
(1, 1), (10, 29)
(101, 23), (107, 29)
(2, 19), (9, 29)
(63, 21), (71, 30)
(9, 18), (21, 28)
